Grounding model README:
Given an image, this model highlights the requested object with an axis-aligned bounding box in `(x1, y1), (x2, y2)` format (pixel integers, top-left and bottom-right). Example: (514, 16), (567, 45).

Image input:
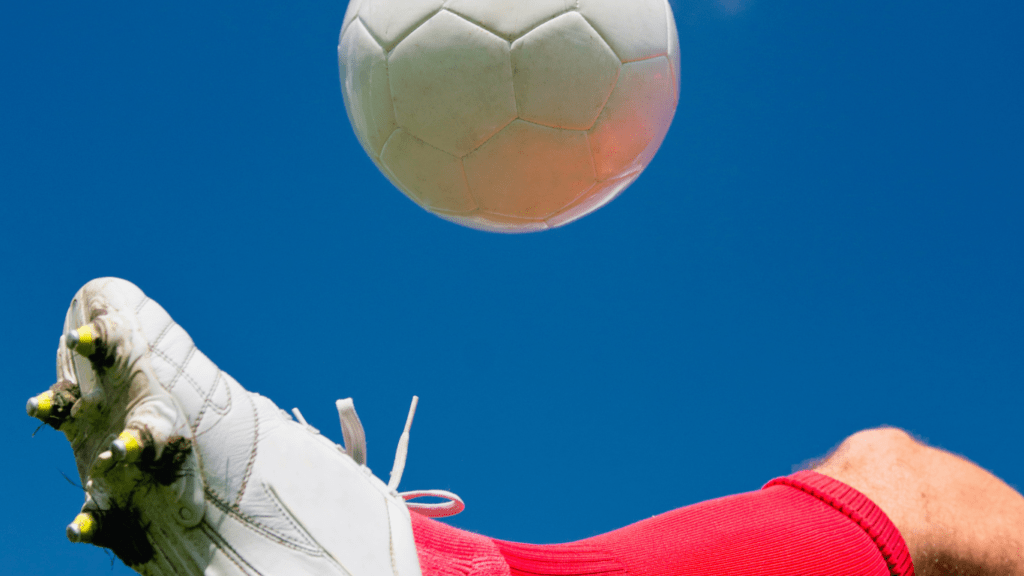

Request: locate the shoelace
(292, 397), (464, 518)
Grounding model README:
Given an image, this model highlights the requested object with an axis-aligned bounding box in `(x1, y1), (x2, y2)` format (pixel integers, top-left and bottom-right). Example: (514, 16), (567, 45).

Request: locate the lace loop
(317, 396), (464, 517)
(400, 490), (465, 518)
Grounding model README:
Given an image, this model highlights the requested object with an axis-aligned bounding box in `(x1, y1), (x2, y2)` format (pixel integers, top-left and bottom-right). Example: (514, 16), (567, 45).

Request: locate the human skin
(810, 427), (1024, 576)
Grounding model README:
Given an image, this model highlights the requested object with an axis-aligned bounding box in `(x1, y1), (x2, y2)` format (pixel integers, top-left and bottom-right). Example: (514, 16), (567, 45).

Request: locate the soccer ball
(338, 0), (680, 232)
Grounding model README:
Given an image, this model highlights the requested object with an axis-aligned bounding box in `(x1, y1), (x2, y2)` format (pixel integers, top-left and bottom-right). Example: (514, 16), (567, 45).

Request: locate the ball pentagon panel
(511, 12), (620, 130)
(388, 10), (517, 158)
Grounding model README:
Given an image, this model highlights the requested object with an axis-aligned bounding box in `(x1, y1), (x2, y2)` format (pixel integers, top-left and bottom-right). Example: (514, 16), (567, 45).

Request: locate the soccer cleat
(40, 277), (463, 575)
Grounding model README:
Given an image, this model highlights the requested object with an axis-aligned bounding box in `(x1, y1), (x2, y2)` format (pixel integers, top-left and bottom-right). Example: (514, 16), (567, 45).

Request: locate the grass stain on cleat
(67, 512), (97, 543)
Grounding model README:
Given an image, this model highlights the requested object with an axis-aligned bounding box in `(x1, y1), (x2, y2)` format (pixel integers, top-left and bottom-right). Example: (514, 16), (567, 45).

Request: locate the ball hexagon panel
(338, 19), (396, 159)
(380, 129), (476, 213)
(545, 170), (641, 228)
(577, 0), (667, 62)
(389, 10), (517, 158)
(357, 0), (445, 50)
(589, 56), (676, 180)
(463, 119), (596, 219)
(436, 211), (549, 234)
(511, 12), (620, 131)
(445, 0), (575, 40)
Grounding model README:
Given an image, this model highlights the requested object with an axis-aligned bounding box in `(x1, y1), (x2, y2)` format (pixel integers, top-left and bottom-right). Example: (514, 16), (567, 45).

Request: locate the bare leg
(810, 427), (1024, 576)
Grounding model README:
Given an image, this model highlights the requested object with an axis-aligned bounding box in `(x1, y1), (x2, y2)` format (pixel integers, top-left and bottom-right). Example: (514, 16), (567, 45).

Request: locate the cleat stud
(114, 429), (144, 464)
(26, 391), (54, 420)
(67, 324), (97, 356)
(65, 328), (79, 350)
(90, 451), (115, 476)
(67, 512), (97, 543)
(110, 439), (127, 461)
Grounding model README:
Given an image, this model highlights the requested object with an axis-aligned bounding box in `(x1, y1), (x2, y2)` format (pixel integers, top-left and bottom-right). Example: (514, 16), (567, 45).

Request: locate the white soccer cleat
(37, 277), (463, 575)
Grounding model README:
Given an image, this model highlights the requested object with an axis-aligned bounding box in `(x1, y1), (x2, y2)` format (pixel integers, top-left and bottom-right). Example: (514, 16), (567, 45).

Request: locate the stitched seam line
(201, 520), (266, 575)
(206, 489), (321, 554)
(235, 393), (260, 508)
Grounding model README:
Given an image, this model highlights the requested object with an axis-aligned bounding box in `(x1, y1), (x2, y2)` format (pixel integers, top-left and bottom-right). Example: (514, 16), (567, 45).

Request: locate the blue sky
(2, 0), (1022, 573)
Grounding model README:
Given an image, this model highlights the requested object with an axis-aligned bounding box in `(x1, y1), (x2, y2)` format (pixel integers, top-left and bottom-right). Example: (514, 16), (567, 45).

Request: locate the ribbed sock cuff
(763, 470), (915, 576)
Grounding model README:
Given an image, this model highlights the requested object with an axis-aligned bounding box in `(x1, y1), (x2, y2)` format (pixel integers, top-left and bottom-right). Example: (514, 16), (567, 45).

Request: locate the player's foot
(28, 277), (462, 575)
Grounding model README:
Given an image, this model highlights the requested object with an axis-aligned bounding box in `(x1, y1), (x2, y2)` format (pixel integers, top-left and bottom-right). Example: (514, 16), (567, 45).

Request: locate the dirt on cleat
(26, 381), (80, 429)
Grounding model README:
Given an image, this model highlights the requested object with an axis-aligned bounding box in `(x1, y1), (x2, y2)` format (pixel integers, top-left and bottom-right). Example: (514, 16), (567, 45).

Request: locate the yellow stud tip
(26, 391), (54, 419)
(77, 325), (94, 346)
(67, 512), (97, 543)
(68, 324), (97, 355)
(114, 429), (144, 463)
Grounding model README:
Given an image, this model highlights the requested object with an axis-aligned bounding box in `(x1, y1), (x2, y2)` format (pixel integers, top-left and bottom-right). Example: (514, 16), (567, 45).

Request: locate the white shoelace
(292, 397), (464, 518)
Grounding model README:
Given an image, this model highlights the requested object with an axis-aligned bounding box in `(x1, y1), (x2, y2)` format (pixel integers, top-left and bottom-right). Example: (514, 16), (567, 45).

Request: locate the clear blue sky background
(2, 0), (1022, 573)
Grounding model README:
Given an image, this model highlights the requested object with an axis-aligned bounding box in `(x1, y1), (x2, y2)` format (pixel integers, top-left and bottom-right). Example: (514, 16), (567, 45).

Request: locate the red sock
(410, 471), (914, 576)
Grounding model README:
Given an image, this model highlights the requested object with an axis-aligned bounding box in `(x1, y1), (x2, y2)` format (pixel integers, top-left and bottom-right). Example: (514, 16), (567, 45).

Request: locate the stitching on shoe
(193, 368), (228, 431)
(134, 296), (149, 314)
(205, 368), (232, 416)
(164, 345), (196, 393)
(261, 481), (320, 550)
(191, 368), (215, 430)
(152, 319), (177, 348)
(201, 520), (267, 575)
(235, 392), (260, 507)
(385, 492), (399, 576)
(150, 345), (233, 431)
(151, 346), (204, 398)
(206, 489), (321, 554)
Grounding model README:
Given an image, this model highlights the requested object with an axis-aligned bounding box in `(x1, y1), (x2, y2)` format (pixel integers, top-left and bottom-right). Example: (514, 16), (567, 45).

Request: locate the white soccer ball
(338, 0), (680, 232)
